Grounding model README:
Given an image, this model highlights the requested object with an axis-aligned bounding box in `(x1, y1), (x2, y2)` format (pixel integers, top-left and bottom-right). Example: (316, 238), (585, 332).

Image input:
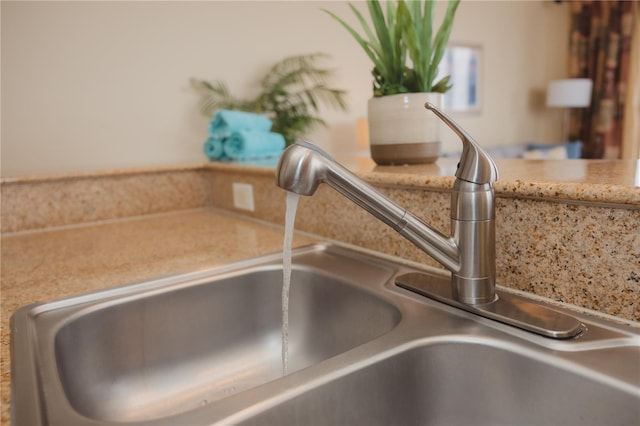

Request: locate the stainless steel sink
(11, 245), (401, 424)
(11, 244), (640, 425)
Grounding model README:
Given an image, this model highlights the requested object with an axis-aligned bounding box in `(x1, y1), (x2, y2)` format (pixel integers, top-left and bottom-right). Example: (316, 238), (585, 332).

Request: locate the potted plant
(191, 53), (348, 147)
(324, 0), (460, 164)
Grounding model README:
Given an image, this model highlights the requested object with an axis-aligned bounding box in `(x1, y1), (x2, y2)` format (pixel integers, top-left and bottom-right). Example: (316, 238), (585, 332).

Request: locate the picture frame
(437, 44), (482, 114)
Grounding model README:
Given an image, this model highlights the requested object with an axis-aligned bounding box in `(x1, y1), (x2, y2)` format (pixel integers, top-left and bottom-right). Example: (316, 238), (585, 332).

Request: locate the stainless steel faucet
(276, 103), (583, 338)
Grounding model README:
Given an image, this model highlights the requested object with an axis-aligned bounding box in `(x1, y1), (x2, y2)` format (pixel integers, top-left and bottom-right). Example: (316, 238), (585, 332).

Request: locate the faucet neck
(422, 103), (498, 304)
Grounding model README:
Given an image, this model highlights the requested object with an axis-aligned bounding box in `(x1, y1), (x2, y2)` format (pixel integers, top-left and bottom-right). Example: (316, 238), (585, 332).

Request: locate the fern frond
(190, 79), (245, 117)
(191, 53), (347, 146)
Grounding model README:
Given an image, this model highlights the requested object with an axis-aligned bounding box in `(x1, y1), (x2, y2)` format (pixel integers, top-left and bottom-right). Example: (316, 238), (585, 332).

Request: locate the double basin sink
(11, 244), (640, 425)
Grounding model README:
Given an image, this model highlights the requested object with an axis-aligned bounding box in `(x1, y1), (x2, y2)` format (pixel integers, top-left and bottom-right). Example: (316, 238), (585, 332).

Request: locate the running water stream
(281, 192), (299, 376)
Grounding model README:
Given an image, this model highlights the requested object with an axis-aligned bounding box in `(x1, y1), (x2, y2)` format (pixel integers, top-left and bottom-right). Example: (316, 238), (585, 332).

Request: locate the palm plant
(191, 53), (348, 145)
(323, 0), (460, 97)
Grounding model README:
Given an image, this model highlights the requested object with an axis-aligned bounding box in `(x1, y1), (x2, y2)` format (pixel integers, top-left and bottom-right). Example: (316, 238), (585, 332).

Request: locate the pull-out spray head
(276, 141), (334, 196)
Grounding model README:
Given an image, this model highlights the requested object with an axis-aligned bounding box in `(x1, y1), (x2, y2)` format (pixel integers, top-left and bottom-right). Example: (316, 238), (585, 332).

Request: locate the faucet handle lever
(425, 102), (498, 185)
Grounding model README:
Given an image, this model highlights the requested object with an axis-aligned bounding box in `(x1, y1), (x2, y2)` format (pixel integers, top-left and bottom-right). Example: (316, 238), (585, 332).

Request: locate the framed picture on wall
(437, 44), (482, 114)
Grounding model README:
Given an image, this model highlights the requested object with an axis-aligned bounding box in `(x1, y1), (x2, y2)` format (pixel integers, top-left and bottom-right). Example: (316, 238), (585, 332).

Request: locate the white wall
(1, 0), (568, 177)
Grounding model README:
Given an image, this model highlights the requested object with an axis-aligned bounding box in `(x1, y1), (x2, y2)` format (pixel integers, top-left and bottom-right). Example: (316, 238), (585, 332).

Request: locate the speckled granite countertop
(3, 157), (638, 205)
(0, 209), (316, 426)
(303, 157), (640, 205)
(3, 158), (638, 236)
(1, 157), (639, 424)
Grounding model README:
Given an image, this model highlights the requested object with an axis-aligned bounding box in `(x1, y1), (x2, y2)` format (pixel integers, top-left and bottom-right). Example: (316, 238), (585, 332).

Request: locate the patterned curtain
(568, 1), (636, 159)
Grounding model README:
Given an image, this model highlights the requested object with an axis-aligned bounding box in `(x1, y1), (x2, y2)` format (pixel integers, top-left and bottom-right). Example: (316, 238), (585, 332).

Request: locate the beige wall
(1, 0), (568, 177)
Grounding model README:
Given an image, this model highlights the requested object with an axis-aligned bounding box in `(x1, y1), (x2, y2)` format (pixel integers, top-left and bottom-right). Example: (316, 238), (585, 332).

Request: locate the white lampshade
(546, 78), (593, 108)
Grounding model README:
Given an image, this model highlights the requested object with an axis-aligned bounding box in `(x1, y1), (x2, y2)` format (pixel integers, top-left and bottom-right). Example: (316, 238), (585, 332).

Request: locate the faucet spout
(276, 141), (461, 273)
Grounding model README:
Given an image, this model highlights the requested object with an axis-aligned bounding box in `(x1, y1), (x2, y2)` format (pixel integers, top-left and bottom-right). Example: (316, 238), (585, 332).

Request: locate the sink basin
(11, 245), (401, 424)
(11, 244), (640, 425)
(54, 268), (400, 421)
(240, 340), (640, 426)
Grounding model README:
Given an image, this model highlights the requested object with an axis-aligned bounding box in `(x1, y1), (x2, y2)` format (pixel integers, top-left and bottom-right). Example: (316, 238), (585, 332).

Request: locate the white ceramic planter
(367, 92), (442, 165)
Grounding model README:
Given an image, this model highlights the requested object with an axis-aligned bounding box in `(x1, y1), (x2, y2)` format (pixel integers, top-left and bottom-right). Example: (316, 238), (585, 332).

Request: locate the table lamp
(546, 78), (593, 141)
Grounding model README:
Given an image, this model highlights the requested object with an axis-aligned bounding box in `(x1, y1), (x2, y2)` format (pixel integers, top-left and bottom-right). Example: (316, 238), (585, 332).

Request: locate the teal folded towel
(224, 130), (286, 160)
(209, 110), (272, 134)
(203, 135), (226, 160)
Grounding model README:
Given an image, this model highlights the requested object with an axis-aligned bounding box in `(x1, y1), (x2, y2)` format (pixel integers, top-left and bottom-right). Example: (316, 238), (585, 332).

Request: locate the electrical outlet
(232, 183), (255, 211)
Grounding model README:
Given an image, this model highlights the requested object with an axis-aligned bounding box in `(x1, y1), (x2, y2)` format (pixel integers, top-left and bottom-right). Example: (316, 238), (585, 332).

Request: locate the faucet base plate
(396, 273), (584, 339)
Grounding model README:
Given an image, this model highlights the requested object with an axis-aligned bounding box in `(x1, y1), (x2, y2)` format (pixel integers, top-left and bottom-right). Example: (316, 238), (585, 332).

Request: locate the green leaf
(367, 1), (398, 82)
(322, 8), (388, 78)
(429, 0), (460, 86)
(431, 75), (452, 93)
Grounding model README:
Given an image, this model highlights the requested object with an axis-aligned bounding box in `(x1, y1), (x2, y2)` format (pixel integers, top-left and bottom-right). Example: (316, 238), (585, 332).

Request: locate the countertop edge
(2, 160), (638, 207)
